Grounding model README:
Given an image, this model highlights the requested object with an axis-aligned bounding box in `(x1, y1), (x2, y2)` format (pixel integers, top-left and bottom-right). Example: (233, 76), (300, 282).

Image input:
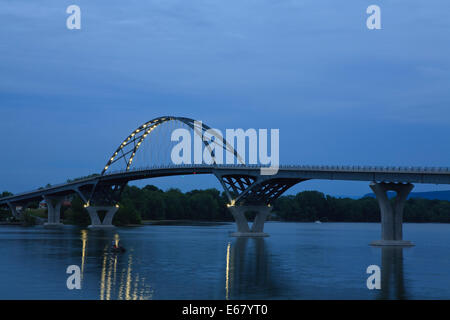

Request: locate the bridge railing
(103, 164), (450, 176)
(0, 175), (103, 201)
(3, 164), (450, 202)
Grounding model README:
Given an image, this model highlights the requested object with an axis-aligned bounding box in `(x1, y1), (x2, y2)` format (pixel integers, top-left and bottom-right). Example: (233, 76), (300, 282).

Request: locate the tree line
(273, 191), (450, 223)
(62, 185), (233, 226)
(2, 187), (450, 225)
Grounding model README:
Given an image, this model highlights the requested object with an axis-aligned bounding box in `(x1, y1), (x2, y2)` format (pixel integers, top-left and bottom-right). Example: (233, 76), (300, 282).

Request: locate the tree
(164, 189), (187, 219)
(65, 195), (90, 225)
(141, 189), (166, 220)
(189, 192), (219, 220)
(1, 191), (13, 198)
(114, 199), (141, 225)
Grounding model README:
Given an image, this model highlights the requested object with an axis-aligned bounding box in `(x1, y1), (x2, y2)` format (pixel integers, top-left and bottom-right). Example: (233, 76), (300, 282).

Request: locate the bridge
(1, 116), (450, 246)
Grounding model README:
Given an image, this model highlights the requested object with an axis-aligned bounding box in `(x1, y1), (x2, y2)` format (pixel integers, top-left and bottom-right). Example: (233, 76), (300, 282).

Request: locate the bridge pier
(370, 182), (414, 246)
(6, 202), (22, 220)
(86, 206), (118, 230)
(43, 196), (65, 228)
(229, 205), (271, 237)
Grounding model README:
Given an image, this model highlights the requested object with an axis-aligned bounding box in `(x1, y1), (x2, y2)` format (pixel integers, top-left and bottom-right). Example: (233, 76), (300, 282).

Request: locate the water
(0, 222), (449, 300)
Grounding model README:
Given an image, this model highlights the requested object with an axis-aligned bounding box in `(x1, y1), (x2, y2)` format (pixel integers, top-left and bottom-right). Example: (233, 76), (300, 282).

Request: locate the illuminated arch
(101, 116), (244, 175)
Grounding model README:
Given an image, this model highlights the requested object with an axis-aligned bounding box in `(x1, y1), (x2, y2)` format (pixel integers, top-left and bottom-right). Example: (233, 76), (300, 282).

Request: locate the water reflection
(79, 230), (153, 300)
(2, 223), (450, 299)
(77, 227), (408, 300)
(80, 229), (87, 283)
(225, 242), (231, 300)
(225, 238), (281, 299)
(378, 247), (408, 300)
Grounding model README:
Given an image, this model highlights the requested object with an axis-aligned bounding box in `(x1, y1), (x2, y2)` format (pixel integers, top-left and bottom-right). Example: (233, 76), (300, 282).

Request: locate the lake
(0, 222), (449, 300)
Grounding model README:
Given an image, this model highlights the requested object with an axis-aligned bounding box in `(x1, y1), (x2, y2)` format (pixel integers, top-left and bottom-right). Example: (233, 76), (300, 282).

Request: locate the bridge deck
(1, 164), (450, 205)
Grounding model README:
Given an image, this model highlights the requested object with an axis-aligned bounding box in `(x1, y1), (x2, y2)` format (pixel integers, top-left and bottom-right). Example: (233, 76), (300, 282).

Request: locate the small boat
(314, 220), (322, 224)
(111, 246), (126, 253)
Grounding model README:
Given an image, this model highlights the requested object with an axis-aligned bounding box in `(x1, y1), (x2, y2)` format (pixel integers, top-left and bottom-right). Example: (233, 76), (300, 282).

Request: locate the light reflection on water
(225, 242), (231, 300)
(225, 238), (280, 300)
(0, 222), (449, 299)
(89, 234), (153, 300)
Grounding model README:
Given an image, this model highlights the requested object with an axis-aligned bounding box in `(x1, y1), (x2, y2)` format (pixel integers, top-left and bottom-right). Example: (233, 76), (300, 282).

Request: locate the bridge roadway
(1, 164), (450, 246)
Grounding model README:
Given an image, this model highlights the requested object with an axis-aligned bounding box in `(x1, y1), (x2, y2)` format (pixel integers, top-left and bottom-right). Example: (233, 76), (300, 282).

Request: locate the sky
(1, 0), (450, 197)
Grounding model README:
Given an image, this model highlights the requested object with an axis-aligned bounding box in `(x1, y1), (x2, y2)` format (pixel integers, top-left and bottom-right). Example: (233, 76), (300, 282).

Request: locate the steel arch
(101, 116), (244, 175)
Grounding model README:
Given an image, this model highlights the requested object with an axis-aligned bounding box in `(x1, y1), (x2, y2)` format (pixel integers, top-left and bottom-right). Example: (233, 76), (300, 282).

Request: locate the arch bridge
(1, 116), (450, 246)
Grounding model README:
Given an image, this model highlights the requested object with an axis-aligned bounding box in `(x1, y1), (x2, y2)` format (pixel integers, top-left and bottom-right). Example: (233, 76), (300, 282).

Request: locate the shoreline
(1, 220), (450, 227)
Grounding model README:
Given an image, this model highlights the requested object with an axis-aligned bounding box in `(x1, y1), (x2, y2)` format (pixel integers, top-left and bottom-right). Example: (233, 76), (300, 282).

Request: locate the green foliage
(64, 195), (90, 226)
(1, 191), (13, 198)
(0, 208), (10, 221)
(273, 192), (450, 223)
(27, 201), (40, 209)
(26, 208), (47, 218)
(187, 189), (220, 220)
(116, 185), (231, 222)
(3, 186), (450, 225)
(114, 199), (141, 226)
(21, 212), (36, 226)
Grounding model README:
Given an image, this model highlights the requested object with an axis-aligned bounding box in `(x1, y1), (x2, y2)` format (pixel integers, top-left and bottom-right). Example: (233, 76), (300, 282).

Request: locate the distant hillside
(363, 190), (450, 201)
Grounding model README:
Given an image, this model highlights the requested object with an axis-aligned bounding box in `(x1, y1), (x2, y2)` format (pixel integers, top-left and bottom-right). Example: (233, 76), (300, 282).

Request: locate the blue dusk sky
(1, 0), (450, 197)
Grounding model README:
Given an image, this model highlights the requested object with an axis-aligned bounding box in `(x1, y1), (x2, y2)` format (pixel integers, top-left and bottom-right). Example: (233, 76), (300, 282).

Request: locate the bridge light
(227, 200), (236, 208)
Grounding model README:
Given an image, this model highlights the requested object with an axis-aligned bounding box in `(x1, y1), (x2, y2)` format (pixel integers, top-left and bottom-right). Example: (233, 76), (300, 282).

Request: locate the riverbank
(0, 221), (22, 225)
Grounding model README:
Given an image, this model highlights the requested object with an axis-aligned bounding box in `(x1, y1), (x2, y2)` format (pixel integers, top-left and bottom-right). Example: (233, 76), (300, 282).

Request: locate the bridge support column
(6, 202), (22, 220)
(86, 206), (118, 230)
(43, 196), (64, 228)
(370, 182), (414, 247)
(229, 205), (271, 237)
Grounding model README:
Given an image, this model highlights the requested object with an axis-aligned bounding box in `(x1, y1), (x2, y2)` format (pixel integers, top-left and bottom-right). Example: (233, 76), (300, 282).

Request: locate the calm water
(0, 222), (449, 300)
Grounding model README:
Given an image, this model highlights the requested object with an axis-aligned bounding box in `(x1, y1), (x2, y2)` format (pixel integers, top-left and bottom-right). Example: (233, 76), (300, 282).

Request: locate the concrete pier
(229, 205), (272, 237)
(43, 196), (65, 228)
(370, 182), (414, 246)
(6, 202), (22, 220)
(86, 206), (118, 230)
